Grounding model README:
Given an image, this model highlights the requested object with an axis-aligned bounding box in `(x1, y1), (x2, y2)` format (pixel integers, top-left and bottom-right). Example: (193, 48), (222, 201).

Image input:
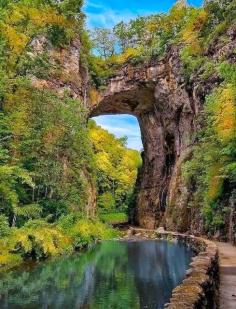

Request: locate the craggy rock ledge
(125, 228), (219, 309)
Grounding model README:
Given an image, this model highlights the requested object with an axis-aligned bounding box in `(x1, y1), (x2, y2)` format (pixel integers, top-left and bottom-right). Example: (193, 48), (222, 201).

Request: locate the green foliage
(67, 219), (118, 249)
(0, 215), (11, 237)
(91, 28), (116, 59)
(88, 55), (115, 88)
(0, 80), (94, 224)
(0, 216), (117, 271)
(58, 215), (118, 249)
(17, 52), (51, 79)
(47, 24), (70, 47)
(12, 220), (73, 259)
(218, 61), (236, 84)
(0, 0), (118, 273)
(180, 48), (205, 79)
(0, 164), (35, 225)
(98, 192), (116, 211)
(57, 0), (84, 18)
(88, 120), (142, 214)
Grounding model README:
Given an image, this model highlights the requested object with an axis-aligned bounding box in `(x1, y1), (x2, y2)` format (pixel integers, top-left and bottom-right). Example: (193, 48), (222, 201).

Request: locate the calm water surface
(0, 240), (193, 309)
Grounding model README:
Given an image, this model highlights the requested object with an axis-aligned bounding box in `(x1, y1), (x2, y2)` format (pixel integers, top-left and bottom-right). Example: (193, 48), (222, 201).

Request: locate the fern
(13, 204), (42, 219)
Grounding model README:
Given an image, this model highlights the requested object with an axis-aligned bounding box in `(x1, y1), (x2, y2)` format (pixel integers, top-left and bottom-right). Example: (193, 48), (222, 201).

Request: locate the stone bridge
(89, 46), (201, 229)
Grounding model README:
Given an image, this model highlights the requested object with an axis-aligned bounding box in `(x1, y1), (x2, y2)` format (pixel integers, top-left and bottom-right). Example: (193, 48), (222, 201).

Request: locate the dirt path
(216, 242), (236, 309)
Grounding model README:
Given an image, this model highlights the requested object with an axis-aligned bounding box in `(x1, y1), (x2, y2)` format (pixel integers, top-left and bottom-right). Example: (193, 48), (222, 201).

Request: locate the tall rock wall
(91, 45), (200, 230)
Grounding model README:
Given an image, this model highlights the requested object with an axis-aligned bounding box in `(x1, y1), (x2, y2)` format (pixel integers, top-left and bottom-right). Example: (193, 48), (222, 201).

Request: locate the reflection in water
(0, 240), (193, 309)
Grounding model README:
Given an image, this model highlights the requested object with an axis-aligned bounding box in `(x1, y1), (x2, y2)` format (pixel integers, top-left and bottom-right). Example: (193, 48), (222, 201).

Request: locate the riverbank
(0, 217), (117, 273)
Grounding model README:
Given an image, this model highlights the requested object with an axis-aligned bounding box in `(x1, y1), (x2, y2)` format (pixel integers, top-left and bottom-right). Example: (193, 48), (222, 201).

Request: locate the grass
(100, 212), (128, 225)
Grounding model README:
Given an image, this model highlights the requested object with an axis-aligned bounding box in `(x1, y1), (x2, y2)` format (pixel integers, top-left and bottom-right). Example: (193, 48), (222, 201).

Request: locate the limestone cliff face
(29, 35), (96, 216)
(91, 45), (199, 230)
(90, 26), (236, 236)
(29, 35), (88, 101)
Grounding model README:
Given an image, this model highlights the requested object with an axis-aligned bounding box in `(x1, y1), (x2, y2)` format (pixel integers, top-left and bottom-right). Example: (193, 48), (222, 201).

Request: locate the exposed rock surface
(90, 46), (202, 230)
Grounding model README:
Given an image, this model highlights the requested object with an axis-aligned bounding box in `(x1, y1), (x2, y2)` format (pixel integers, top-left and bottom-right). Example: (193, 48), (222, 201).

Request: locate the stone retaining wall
(126, 228), (219, 309)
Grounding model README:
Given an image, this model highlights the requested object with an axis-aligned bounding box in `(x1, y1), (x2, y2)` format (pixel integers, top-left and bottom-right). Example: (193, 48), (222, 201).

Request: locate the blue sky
(84, 0), (203, 28)
(92, 115), (142, 150)
(85, 0), (203, 150)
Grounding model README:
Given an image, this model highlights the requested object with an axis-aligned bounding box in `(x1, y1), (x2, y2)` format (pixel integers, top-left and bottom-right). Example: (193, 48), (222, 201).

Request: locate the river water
(0, 240), (193, 309)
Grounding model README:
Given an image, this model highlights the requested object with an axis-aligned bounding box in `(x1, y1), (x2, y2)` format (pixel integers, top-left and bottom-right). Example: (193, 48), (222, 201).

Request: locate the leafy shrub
(0, 215), (11, 237)
(180, 47), (205, 79)
(7, 220), (73, 260)
(97, 192), (116, 211)
(47, 25), (70, 47)
(17, 53), (51, 79)
(57, 213), (79, 230)
(59, 218), (118, 249)
(0, 248), (22, 272)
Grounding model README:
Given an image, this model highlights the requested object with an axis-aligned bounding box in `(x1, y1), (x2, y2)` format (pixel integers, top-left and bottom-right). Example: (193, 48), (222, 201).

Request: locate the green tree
(88, 120), (142, 213)
(91, 28), (116, 59)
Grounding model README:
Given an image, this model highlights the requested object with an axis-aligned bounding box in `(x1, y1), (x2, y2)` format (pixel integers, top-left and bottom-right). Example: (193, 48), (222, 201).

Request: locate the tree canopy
(88, 120), (142, 213)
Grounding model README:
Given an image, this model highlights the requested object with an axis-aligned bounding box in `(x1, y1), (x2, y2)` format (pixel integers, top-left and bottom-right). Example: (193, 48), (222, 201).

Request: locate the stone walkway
(216, 242), (236, 309)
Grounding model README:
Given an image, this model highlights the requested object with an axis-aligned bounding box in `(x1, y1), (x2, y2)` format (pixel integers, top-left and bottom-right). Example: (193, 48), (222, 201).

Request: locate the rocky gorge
(27, 20), (236, 243)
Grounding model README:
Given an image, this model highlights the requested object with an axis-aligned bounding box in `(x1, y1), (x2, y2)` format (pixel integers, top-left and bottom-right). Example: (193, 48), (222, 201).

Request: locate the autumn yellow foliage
(2, 25), (29, 55)
(181, 9), (208, 56)
(0, 4), (72, 58)
(4, 88), (32, 144)
(182, 9), (208, 43)
(111, 47), (143, 65)
(89, 88), (101, 105)
(213, 86), (236, 142)
(207, 163), (223, 202)
(6, 5), (68, 28)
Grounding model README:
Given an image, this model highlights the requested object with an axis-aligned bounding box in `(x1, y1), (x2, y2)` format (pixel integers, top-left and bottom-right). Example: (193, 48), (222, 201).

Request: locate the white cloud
(100, 124), (140, 137)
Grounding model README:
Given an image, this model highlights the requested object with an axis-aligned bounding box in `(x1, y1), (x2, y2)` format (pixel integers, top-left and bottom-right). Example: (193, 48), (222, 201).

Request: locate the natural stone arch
(89, 48), (200, 229)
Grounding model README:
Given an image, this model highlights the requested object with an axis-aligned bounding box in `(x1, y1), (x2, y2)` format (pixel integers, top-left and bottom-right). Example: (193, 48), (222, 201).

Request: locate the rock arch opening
(89, 58), (196, 229)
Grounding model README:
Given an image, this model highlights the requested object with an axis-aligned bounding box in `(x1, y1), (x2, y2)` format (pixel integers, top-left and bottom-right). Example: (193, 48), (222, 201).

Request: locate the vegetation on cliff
(183, 62), (236, 235)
